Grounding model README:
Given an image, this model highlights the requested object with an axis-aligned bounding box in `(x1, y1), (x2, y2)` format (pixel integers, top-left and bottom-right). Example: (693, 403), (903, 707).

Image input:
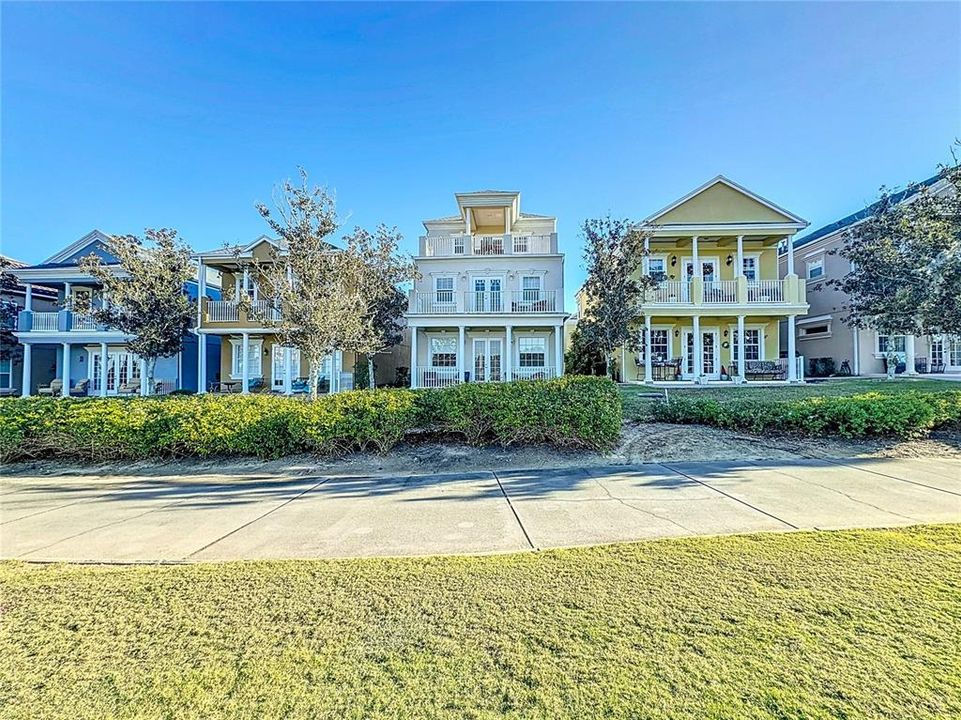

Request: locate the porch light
(726, 255), (733, 266)
(670, 255), (677, 267)
(674, 329), (680, 337)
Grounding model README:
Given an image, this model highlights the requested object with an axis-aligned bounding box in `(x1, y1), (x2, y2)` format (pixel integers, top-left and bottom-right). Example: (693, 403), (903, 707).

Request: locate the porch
(409, 324), (564, 388)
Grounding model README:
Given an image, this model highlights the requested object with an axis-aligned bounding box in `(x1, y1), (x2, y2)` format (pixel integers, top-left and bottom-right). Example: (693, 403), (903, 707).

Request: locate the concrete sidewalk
(2, 457), (959, 562)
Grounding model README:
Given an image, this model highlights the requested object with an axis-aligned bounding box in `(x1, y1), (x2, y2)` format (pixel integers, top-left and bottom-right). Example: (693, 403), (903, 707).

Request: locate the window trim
(728, 324), (766, 364)
(428, 334), (458, 368)
(229, 338), (264, 379)
(433, 275), (456, 304)
(517, 335), (548, 368)
(806, 256), (825, 281)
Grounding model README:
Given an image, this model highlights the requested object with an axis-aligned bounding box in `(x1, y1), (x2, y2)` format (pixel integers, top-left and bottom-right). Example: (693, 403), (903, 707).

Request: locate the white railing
(703, 280), (738, 303)
(72, 314), (98, 331)
(249, 299), (281, 322)
(417, 367), (461, 388)
(410, 292), (459, 314)
(421, 233), (555, 257)
(796, 355), (805, 382)
(512, 366), (558, 381)
(649, 281), (689, 303)
(511, 234), (553, 254)
(508, 290), (559, 313)
(465, 291), (506, 313)
(748, 279), (785, 303)
(473, 235), (505, 255)
(424, 235), (468, 257)
(32, 312), (59, 331)
(207, 300), (240, 322)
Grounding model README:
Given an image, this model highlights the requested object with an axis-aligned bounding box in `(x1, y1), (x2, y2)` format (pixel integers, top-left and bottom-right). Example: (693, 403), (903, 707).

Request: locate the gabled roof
(42, 229), (115, 264)
(645, 175), (807, 226)
(792, 173), (944, 249)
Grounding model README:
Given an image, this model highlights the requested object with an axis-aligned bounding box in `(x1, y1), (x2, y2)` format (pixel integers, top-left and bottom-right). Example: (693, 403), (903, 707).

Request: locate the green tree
(564, 326), (607, 376)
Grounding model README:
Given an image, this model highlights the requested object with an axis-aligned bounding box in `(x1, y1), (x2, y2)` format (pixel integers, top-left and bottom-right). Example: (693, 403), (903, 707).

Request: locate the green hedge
(652, 390), (961, 439)
(0, 376), (621, 463)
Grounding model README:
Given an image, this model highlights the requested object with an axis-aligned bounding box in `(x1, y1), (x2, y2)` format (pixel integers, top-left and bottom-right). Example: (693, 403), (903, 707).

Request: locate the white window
(518, 337), (547, 367)
(950, 338), (961, 367)
(230, 339), (263, 378)
(733, 329), (761, 361)
(648, 258), (667, 282)
(71, 287), (92, 309)
(646, 329), (669, 361)
(430, 336), (457, 367)
(931, 338), (944, 366)
(0, 357), (10, 390)
(742, 257), (758, 282)
(521, 276), (542, 302)
(807, 257), (824, 280)
(453, 235), (466, 255)
(434, 277), (455, 304)
(513, 235), (529, 253)
(877, 335), (906, 354)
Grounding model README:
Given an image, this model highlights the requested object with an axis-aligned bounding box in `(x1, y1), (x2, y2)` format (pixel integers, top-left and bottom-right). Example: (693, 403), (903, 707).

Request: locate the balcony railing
(703, 280), (738, 303)
(31, 312), (59, 332)
(249, 299), (281, 322)
(72, 314), (99, 331)
(207, 300), (240, 322)
(643, 278), (795, 305)
(512, 366), (557, 381)
(650, 280), (689, 303)
(409, 290), (562, 314)
(748, 280), (785, 303)
(418, 367), (461, 388)
(421, 233), (556, 257)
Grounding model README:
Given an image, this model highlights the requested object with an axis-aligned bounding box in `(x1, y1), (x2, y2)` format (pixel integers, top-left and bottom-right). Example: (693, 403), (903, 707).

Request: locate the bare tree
(79, 229), (194, 394)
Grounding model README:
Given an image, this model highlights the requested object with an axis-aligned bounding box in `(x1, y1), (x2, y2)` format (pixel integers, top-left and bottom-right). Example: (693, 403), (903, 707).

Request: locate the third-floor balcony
(420, 233), (558, 257)
(409, 290), (563, 315)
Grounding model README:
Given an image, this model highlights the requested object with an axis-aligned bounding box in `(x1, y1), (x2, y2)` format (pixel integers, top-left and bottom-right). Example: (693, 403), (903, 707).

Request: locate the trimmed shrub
(0, 376), (621, 463)
(652, 390), (961, 439)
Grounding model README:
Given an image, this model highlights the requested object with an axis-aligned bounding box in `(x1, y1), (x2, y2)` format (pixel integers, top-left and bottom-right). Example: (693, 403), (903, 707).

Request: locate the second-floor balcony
(17, 310), (111, 333)
(642, 278), (804, 307)
(420, 233), (557, 257)
(203, 299), (282, 326)
(409, 290), (563, 315)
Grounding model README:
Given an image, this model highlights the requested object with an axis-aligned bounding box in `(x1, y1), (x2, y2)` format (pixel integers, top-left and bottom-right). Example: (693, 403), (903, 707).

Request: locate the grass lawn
(3, 525), (961, 719)
(620, 377), (956, 421)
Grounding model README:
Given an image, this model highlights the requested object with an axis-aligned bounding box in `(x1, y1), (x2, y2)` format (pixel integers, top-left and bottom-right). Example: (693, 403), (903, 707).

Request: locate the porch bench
(732, 360), (786, 381)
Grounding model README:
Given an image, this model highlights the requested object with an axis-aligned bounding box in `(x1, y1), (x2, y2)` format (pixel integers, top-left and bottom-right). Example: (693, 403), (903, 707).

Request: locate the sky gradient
(2, 2), (959, 308)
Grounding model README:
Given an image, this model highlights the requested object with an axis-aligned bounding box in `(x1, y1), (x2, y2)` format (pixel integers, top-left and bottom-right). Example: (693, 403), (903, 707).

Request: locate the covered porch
(409, 322), (565, 388)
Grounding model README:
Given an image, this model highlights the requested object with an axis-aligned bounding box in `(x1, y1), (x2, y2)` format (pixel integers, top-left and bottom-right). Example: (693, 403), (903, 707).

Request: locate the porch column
(736, 235), (744, 277)
(460, 327), (468, 381)
(736, 315), (746, 384)
(99, 342), (108, 397)
(905, 335), (917, 375)
(458, 325), (466, 383)
(786, 235), (795, 276)
(61, 342), (71, 396)
(284, 346), (292, 394)
(242, 267), (250, 297)
(197, 333), (207, 394)
(241, 332), (250, 394)
(20, 343), (31, 396)
(642, 236), (650, 275)
(24, 284), (33, 311)
(196, 259), (206, 327)
(620, 345), (626, 383)
(139, 358), (148, 396)
(64, 282), (72, 300)
(644, 316), (653, 384)
(692, 316), (703, 381)
(505, 326), (513, 381)
(554, 325), (562, 379)
(410, 328), (418, 388)
(787, 315), (798, 382)
(692, 236), (700, 277)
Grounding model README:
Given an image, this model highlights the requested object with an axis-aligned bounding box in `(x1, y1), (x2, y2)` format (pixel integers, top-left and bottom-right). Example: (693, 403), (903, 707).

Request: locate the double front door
(473, 338), (503, 382)
(90, 350), (140, 394)
(271, 345), (302, 390)
(682, 329), (720, 379)
(472, 278), (503, 312)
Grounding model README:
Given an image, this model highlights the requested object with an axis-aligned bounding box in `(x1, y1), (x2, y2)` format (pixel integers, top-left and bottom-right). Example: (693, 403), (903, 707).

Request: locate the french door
(90, 350), (140, 394)
(271, 345), (301, 390)
(682, 330), (720, 380)
(472, 338), (503, 382)
(471, 277), (503, 312)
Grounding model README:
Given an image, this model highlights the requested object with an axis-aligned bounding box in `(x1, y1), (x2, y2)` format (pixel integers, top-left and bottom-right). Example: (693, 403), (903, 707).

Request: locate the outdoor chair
(118, 380), (141, 395)
(37, 379), (63, 397)
(69, 379), (90, 397)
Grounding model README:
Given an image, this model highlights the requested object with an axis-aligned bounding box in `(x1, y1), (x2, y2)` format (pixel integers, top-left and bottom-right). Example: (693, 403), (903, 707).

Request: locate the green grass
(3, 525), (961, 719)
(621, 377), (956, 421)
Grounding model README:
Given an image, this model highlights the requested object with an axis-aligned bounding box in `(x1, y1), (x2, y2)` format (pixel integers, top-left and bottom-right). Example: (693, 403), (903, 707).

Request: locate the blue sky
(2, 2), (959, 308)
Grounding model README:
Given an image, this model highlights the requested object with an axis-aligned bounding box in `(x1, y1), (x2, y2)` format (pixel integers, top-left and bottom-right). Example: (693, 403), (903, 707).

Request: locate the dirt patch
(6, 423), (960, 479)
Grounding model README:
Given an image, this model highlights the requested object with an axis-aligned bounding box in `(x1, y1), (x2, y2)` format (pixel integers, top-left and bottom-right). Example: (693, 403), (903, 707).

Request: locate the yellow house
(193, 236), (355, 394)
(585, 176), (810, 384)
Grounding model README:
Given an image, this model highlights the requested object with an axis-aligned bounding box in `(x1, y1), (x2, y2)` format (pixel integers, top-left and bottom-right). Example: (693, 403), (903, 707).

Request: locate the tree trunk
(146, 356), (157, 396)
(367, 357), (375, 390)
(605, 352), (614, 381)
(308, 357), (319, 401)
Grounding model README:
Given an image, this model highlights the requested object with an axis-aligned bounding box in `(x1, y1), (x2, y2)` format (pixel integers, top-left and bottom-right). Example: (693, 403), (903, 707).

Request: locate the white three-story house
(407, 190), (567, 387)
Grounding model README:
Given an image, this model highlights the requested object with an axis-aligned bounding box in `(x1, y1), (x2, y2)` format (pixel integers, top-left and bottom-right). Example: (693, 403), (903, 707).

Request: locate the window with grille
(648, 258), (667, 282)
(733, 329), (761, 361)
(649, 329), (669, 360)
(434, 277), (455, 304)
(430, 337), (457, 367)
(518, 337), (546, 367)
(522, 276), (541, 302)
(742, 257), (758, 281)
(877, 335), (906, 354)
(231, 340), (263, 377)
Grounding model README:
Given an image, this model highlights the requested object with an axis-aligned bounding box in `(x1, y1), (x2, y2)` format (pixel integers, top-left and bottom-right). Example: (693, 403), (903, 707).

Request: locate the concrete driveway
(2, 457), (959, 562)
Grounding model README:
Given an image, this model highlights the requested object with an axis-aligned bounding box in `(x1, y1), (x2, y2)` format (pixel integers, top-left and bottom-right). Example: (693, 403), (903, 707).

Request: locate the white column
(692, 236), (700, 277)
(241, 332), (250, 393)
(20, 343), (31, 396)
(620, 344), (626, 383)
(64, 282), (72, 300)
(644, 316), (653, 383)
(410, 328), (418, 388)
(197, 333), (207, 394)
(464, 209), (471, 236)
(505, 326), (513, 381)
(61, 343), (71, 396)
(460, 327), (468, 381)
(736, 315), (746, 383)
(787, 315), (798, 382)
(905, 335), (917, 375)
(242, 267), (250, 297)
(24, 284), (33, 311)
(458, 325), (466, 382)
(736, 235), (744, 277)
(196, 259), (206, 327)
(139, 358), (148, 396)
(554, 325), (562, 379)
(852, 328), (861, 376)
(99, 342), (108, 397)
(642, 236), (650, 275)
(284, 346), (292, 394)
(786, 235), (795, 276)
(692, 316), (702, 381)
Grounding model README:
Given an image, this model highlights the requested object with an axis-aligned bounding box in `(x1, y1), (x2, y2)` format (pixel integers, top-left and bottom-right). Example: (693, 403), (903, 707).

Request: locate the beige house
(193, 236), (354, 394)
(583, 176), (810, 383)
(407, 190), (567, 387)
(779, 174), (959, 376)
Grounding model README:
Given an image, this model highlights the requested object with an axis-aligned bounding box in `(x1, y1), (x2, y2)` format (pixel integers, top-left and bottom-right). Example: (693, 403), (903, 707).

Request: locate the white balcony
(207, 300), (240, 322)
(409, 290), (563, 315)
(643, 278), (797, 306)
(72, 314), (98, 331)
(748, 279), (785, 303)
(421, 233), (556, 257)
(249, 299), (281, 322)
(31, 312), (59, 332)
(703, 280), (738, 303)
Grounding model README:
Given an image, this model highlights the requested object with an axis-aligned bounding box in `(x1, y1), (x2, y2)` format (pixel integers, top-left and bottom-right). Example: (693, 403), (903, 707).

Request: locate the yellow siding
(655, 182), (795, 224)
